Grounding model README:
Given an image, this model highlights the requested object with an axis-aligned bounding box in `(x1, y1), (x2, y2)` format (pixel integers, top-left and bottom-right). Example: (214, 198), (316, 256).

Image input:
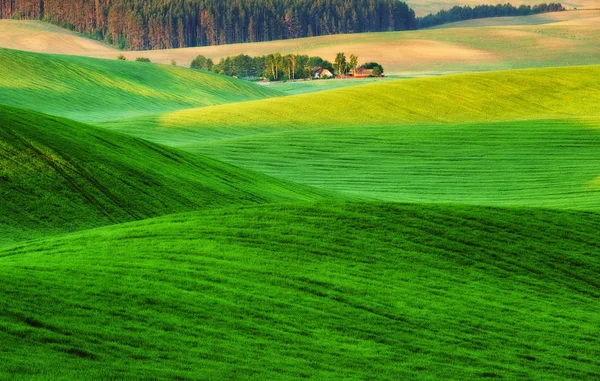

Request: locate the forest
(0, 0), (416, 50)
(0, 0), (564, 50)
(417, 3), (565, 28)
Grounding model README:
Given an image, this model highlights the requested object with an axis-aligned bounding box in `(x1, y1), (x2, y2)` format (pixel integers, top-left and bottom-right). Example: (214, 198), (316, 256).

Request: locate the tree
(116, 54), (126, 60)
(349, 54), (359, 75)
(191, 54), (211, 70)
(372, 65), (383, 76)
(334, 52), (347, 77)
(265, 52), (284, 81)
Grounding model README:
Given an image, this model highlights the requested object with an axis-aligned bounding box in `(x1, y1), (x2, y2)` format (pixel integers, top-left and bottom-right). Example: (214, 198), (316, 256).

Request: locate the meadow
(0, 105), (329, 246)
(0, 48), (279, 122)
(1, 11), (600, 380)
(1, 202), (599, 380)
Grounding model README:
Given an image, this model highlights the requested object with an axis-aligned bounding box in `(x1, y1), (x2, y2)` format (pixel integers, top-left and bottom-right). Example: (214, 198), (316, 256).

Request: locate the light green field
(100, 65), (600, 211)
(1, 202), (599, 380)
(103, 65), (600, 142)
(0, 48), (279, 122)
(0, 105), (330, 245)
(262, 77), (397, 95)
(186, 119), (600, 210)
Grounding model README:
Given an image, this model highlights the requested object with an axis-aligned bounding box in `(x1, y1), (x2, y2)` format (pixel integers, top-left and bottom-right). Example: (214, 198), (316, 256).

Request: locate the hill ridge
(0, 105), (333, 245)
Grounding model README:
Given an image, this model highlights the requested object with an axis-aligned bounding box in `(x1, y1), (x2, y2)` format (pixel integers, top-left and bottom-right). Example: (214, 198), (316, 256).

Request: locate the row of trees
(417, 2), (565, 28)
(192, 52), (383, 81)
(0, 0), (416, 50)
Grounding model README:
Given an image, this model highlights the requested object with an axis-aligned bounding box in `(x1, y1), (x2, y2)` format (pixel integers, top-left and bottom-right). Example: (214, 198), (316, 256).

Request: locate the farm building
(314, 67), (334, 79)
(353, 67), (373, 78)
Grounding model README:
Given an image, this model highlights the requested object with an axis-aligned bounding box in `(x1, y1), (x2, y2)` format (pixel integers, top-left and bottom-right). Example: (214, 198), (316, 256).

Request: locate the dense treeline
(0, 0), (565, 50)
(0, 0), (416, 50)
(417, 3), (565, 28)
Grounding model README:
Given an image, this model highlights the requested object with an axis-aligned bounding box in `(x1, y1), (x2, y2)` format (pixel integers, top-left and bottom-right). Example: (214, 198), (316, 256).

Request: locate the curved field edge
(0, 105), (334, 245)
(0, 201), (599, 380)
(101, 64), (600, 145)
(0, 48), (280, 123)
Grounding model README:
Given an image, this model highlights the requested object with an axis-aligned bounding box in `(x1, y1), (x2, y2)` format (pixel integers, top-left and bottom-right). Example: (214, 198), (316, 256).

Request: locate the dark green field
(1, 23), (599, 380)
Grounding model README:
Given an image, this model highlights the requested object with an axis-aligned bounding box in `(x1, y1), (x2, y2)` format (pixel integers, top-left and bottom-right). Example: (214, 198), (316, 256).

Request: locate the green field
(0, 48), (279, 122)
(103, 65), (600, 144)
(263, 77), (397, 95)
(186, 119), (600, 210)
(1, 16), (600, 380)
(2, 202), (600, 380)
(98, 65), (600, 211)
(0, 105), (330, 245)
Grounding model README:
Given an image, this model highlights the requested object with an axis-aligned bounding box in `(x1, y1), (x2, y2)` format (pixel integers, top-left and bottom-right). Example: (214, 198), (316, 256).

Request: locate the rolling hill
(1, 202), (599, 380)
(105, 64), (600, 141)
(101, 65), (600, 211)
(0, 48), (279, 123)
(1, 7), (599, 380)
(0, 105), (331, 245)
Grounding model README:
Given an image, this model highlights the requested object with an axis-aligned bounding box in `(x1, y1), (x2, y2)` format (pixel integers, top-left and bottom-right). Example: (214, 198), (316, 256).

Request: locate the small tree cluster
(362, 62), (385, 76)
(190, 55), (214, 71)
(135, 57), (151, 63)
(194, 53), (335, 81)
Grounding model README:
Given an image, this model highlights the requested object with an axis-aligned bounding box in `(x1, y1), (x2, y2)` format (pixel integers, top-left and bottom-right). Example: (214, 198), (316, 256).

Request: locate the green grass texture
(0, 105), (331, 245)
(184, 119), (600, 211)
(1, 202), (599, 380)
(0, 48), (280, 123)
(102, 65), (600, 145)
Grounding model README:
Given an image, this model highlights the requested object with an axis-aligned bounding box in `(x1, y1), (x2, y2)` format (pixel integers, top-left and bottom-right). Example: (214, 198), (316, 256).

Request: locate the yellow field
(0, 10), (598, 74)
(0, 20), (116, 54)
(410, 0), (598, 15)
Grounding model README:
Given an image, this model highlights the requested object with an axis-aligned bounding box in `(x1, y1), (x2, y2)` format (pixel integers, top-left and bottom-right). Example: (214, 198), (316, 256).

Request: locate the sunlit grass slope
(187, 119), (600, 211)
(263, 76), (396, 95)
(0, 48), (279, 122)
(103, 65), (600, 145)
(1, 202), (599, 380)
(0, 106), (330, 245)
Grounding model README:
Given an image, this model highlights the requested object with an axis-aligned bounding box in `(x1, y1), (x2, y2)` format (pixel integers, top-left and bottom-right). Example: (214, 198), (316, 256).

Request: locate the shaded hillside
(0, 48), (279, 122)
(1, 202), (599, 379)
(0, 106), (331, 245)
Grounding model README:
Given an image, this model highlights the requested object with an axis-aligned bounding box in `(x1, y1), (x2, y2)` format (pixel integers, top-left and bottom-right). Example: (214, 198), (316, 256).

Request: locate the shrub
(135, 57), (151, 63)
(116, 54), (127, 61)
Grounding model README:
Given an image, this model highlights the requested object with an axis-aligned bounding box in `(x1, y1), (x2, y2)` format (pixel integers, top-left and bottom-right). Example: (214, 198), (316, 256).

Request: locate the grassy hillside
(1, 202), (599, 380)
(103, 65), (600, 144)
(262, 77), (396, 95)
(101, 66), (600, 211)
(0, 48), (279, 122)
(189, 119), (600, 211)
(0, 106), (330, 245)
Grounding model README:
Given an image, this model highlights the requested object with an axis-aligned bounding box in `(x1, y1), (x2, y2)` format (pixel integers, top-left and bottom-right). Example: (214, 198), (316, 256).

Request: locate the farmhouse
(314, 67), (334, 79)
(353, 67), (373, 78)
